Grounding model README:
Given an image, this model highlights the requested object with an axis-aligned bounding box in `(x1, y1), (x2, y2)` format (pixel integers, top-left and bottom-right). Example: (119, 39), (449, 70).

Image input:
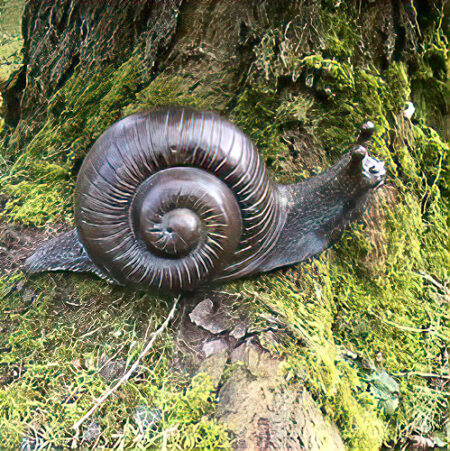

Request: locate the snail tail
(23, 228), (119, 284)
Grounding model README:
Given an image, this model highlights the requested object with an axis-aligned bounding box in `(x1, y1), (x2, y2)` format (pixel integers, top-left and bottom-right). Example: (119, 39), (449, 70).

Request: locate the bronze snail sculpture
(24, 107), (386, 292)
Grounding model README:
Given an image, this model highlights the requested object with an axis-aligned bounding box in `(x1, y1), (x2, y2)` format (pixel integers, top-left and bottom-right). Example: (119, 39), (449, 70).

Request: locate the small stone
(365, 369), (400, 415)
(202, 339), (229, 358)
(341, 349), (359, 360)
(189, 299), (214, 323)
(189, 299), (229, 334)
(408, 435), (437, 451)
(21, 288), (35, 304)
(230, 342), (246, 362)
(230, 323), (247, 340)
(98, 355), (126, 382)
(197, 350), (229, 387)
(230, 340), (282, 378)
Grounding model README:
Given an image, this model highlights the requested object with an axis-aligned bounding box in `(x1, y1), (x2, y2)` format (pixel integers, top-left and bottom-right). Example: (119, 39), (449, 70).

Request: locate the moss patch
(0, 0), (25, 80)
(0, 274), (230, 448)
(0, 0), (448, 449)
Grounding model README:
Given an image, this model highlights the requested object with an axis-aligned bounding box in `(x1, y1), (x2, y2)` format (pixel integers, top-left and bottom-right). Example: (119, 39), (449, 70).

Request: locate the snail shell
(75, 108), (286, 291)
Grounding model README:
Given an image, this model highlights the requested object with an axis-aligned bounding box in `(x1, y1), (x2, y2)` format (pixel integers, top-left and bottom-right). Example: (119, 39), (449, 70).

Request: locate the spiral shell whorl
(75, 108), (285, 291)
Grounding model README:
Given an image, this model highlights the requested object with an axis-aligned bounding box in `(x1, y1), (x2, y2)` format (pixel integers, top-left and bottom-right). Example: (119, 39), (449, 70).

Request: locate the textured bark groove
(3, 0), (183, 127)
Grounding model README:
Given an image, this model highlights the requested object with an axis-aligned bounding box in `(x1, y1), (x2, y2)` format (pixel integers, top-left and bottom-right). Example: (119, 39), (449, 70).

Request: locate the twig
(378, 316), (434, 333)
(393, 371), (450, 380)
(370, 312), (434, 333)
(414, 271), (448, 295)
(71, 296), (180, 448)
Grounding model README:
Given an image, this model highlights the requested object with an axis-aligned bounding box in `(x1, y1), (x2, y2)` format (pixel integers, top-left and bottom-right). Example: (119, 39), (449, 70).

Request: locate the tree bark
(1, 0), (447, 449)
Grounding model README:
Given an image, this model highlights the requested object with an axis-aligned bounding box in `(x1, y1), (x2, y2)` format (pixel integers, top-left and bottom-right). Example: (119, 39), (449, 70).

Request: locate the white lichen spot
(403, 102), (415, 120)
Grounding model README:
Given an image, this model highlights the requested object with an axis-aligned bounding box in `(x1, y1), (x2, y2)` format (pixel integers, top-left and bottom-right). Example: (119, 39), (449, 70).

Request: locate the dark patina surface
(24, 107), (385, 292)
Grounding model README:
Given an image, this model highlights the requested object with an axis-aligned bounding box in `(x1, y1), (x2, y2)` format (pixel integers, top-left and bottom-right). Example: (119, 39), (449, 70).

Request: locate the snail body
(24, 107), (385, 292)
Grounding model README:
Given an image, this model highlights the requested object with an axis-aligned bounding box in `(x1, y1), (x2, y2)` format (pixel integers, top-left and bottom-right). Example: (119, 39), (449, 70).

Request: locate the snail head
(336, 121), (386, 198)
(350, 146), (386, 189)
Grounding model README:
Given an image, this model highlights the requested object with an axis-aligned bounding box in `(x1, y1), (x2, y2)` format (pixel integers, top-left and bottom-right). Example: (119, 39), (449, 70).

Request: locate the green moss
(237, 267), (385, 450)
(124, 73), (227, 114)
(0, 0), (448, 448)
(0, 274), (230, 448)
(409, 19), (448, 134)
(0, 0), (25, 80)
(1, 177), (73, 225)
(222, 4), (448, 448)
(233, 174), (447, 448)
(0, 50), (243, 225)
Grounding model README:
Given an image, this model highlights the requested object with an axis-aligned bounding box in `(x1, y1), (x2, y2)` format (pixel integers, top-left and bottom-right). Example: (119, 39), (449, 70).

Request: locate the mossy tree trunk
(0, 0), (447, 449)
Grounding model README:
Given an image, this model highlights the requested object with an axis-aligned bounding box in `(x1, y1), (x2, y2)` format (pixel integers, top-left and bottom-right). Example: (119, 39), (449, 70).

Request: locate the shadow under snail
(24, 107), (386, 292)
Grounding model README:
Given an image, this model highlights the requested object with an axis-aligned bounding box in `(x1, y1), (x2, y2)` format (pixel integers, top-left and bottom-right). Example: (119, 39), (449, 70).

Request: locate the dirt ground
(0, 219), (70, 276)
